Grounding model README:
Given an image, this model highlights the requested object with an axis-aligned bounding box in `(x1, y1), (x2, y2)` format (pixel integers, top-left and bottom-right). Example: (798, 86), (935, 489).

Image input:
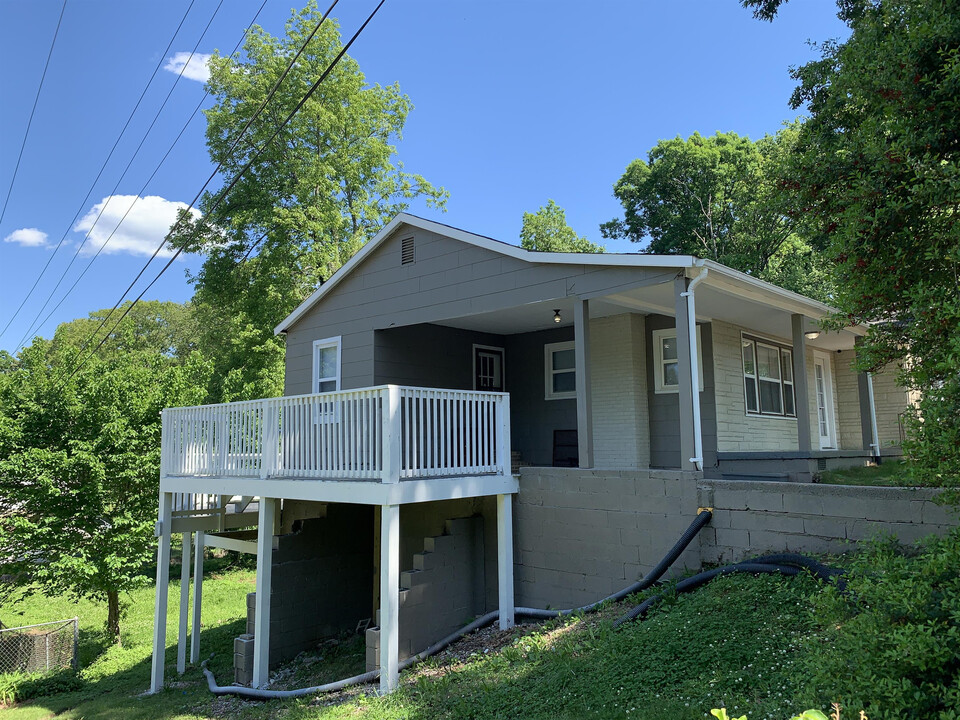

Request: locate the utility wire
(10, 0), (234, 354)
(0, 0), (68, 226)
(56, 0), (376, 388)
(0, 0), (197, 345)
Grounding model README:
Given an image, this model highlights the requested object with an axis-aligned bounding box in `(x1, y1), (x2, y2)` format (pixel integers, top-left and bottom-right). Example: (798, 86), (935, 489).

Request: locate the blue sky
(0, 0), (849, 353)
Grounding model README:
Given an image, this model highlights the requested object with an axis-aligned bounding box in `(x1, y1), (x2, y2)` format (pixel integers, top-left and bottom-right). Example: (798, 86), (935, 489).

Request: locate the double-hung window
(741, 335), (795, 417)
(313, 337), (341, 393)
(544, 341), (576, 400)
(652, 327), (704, 393)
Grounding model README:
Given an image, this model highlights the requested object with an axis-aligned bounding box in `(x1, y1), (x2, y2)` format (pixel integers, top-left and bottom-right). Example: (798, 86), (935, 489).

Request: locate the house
(149, 214), (913, 695)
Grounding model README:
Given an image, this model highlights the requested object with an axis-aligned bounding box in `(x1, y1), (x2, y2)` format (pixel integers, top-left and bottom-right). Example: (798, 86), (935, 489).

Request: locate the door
(473, 345), (505, 392)
(813, 353), (836, 449)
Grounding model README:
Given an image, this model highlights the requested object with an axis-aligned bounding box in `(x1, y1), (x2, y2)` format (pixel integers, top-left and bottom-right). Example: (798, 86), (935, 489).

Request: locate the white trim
(311, 336), (342, 394)
(472, 344), (505, 392)
(741, 332), (798, 419)
(544, 340), (577, 400)
(813, 350), (837, 450)
(275, 213), (698, 334)
(652, 327), (704, 394)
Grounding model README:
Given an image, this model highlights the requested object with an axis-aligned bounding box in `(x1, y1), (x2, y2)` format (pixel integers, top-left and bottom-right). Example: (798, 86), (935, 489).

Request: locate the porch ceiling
(434, 276), (860, 351)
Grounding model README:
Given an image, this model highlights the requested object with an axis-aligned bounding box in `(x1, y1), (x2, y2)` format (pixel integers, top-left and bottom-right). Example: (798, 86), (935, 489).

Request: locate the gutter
(680, 261), (708, 471)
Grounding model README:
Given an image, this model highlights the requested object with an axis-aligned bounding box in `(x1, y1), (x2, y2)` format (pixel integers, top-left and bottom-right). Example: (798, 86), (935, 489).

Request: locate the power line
(56, 0), (376, 388)
(9, 0), (234, 354)
(0, 0), (67, 226)
(0, 0), (198, 345)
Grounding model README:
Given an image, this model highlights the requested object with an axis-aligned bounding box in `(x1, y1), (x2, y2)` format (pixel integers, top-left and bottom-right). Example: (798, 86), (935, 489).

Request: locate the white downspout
(681, 262), (708, 471)
(866, 372), (881, 462)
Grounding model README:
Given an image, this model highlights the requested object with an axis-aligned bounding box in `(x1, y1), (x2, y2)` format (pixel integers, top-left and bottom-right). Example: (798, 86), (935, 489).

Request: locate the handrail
(161, 385), (510, 483)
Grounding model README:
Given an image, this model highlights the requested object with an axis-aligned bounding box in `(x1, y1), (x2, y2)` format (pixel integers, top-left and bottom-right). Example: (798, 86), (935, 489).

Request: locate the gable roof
(275, 213), (850, 335)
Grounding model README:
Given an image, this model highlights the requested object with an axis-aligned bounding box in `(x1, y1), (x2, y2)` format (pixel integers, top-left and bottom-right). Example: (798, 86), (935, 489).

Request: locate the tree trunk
(107, 590), (122, 644)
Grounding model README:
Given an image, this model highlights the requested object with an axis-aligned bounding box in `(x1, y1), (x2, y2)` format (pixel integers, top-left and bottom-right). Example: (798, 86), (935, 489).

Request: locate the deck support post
(574, 298), (594, 468)
(379, 503), (400, 694)
(792, 314), (813, 452)
(176, 531), (192, 674)
(253, 497), (277, 689)
(190, 530), (204, 664)
(497, 494), (515, 630)
(150, 491), (173, 693)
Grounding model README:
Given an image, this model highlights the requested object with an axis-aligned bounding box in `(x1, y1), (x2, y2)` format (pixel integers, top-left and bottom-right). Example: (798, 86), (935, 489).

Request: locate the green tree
(173, 2), (446, 402)
(745, 0), (960, 494)
(0, 305), (210, 640)
(601, 128), (834, 300)
(520, 200), (604, 253)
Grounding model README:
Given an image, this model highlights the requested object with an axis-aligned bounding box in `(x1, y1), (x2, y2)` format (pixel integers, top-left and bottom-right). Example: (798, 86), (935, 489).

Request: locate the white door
(813, 353), (836, 449)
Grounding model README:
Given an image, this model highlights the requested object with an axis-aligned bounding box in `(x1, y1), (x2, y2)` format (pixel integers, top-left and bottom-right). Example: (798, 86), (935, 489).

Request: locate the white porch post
(496, 494), (515, 630)
(791, 314), (813, 452)
(176, 532), (192, 674)
(150, 491), (173, 694)
(379, 503), (400, 694)
(190, 530), (204, 664)
(673, 276), (697, 471)
(573, 298), (594, 468)
(382, 386), (401, 483)
(253, 497), (277, 689)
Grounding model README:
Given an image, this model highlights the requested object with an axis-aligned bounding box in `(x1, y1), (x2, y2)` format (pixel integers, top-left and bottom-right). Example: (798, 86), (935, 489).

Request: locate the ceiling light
(804, 330), (821, 340)
(553, 309), (562, 324)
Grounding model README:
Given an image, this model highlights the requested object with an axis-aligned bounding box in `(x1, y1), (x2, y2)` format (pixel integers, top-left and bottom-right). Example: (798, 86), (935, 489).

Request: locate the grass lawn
(816, 459), (916, 487)
(1, 554), (831, 720)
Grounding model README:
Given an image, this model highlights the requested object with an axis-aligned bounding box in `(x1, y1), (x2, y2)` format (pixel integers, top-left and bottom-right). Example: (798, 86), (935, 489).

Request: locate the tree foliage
(601, 128), (833, 300)
(172, 2), (446, 402)
(751, 0), (960, 493)
(520, 200), (603, 253)
(0, 303), (210, 639)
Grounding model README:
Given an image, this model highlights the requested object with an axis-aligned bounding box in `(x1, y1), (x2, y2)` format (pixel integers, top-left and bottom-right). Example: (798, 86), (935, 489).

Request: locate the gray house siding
(283, 226), (680, 396)
(645, 314), (717, 471)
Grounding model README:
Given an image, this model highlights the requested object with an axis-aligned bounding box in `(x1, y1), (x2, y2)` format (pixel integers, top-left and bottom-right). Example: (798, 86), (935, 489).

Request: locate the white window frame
(544, 341), (576, 401)
(813, 350), (837, 449)
(312, 336), (342, 394)
(741, 332), (796, 419)
(472, 344), (505, 392)
(652, 327), (704, 394)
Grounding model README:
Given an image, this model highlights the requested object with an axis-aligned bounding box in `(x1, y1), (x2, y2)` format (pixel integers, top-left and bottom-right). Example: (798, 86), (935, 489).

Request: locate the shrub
(798, 529), (960, 718)
(0, 669), (82, 705)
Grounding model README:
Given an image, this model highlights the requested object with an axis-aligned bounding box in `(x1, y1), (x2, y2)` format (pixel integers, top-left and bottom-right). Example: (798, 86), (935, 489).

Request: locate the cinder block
(234, 634), (255, 654)
(803, 516), (848, 539)
(413, 552), (436, 571)
(731, 511), (804, 534)
(781, 492), (824, 515)
(746, 529), (789, 552)
(921, 501), (957, 526)
(745, 492), (784, 513)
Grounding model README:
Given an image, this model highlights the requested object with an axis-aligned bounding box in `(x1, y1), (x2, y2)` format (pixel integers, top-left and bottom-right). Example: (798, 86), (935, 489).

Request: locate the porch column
(176, 532), (192, 674)
(857, 371), (881, 461)
(253, 497), (277, 689)
(190, 530), (204, 664)
(791, 314), (813, 452)
(496, 494), (515, 630)
(150, 491), (173, 694)
(573, 298), (594, 468)
(379, 503), (400, 694)
(673, 277), (696, 471)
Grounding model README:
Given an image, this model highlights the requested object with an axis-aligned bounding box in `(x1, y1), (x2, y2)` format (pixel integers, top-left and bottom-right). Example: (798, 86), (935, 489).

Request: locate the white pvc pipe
(681, 265), (708, 471)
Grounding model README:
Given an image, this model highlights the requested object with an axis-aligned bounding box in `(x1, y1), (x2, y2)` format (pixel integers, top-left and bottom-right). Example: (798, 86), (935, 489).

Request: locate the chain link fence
(0, 618), (78, 675)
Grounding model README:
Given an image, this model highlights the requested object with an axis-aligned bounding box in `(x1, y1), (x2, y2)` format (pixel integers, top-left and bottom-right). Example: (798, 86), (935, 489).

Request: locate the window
(312, 337), (341, 393)
(544, 341), (576, 400)
(741, 334), (795, 417)
(652, 327), (704, 394)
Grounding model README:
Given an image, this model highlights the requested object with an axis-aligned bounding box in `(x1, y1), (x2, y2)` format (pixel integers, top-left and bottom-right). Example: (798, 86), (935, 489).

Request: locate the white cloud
(3, 227), (48, 247)
(73, 195), (201, 258)
(163, 51), (211, 83)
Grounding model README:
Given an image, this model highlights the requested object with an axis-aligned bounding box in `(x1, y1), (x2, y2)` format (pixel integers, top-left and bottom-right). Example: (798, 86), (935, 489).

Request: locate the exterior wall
(502, 327), (577, 467)
(699, 479), (956, 563)
(283, 225), (679, 396)
(645, 314), (717, 470)
(513, 467), (701, 609)
(590, 313), (650, 469)
(713, 319), (799, 452)
(835, 349), (862, 451)
(871, 367), (912, 452)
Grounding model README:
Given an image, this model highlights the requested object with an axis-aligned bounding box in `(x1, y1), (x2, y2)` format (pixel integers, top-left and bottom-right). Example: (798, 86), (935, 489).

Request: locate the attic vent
(401, 236), (415, 265)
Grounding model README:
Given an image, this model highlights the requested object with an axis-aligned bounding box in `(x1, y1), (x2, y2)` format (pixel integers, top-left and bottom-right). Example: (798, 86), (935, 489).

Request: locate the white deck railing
(160, 385), (511, 483)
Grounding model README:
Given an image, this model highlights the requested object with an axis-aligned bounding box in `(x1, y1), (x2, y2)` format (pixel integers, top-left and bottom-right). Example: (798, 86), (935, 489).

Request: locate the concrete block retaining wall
(514, 467), (702, 609)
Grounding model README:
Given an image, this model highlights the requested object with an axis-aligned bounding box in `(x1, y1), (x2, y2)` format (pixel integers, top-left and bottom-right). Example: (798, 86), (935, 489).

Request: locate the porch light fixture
(553, 309), (562, 323)
(804, 330), (821, 340)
